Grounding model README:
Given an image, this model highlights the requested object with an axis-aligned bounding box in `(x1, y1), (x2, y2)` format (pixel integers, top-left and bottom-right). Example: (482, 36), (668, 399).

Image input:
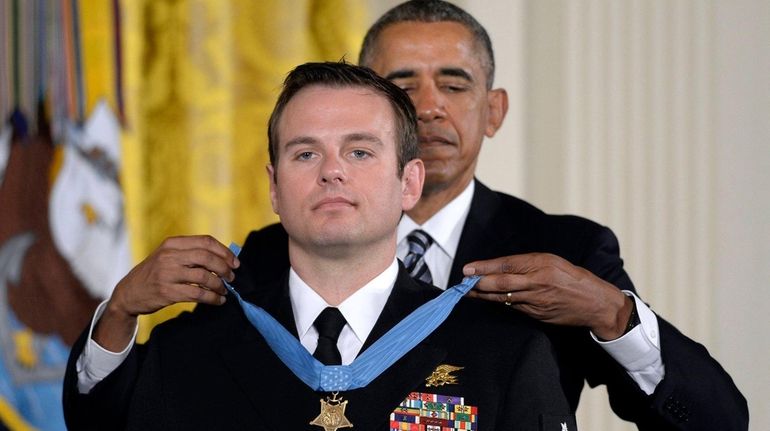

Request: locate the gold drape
(79, 0), (120, 116)
(119, 0), (366, 342)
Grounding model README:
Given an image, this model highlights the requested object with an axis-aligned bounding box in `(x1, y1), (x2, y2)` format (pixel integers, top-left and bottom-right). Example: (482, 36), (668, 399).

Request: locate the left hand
(463, 253), (633, 340)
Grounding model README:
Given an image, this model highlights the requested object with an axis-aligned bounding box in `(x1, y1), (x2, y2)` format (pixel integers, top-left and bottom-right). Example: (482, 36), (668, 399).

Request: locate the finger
(171, 248), (237, 282)
(462, 254), (533, 277)
(162, 235), (240, 269)
(471, 273), (532, 293)
(180, 267), (228, 295)
(173, 283), (227, 306)
(467, 289), (529, 305)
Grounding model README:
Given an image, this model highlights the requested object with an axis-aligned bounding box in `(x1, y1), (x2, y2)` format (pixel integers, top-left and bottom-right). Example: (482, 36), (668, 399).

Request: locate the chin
(422, 174), (453, 196)
(310, 229), (359, 247)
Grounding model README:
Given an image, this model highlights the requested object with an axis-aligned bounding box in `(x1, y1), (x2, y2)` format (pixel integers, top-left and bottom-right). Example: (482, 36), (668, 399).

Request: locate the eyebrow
(384, 69), (415, 80)
(283, 133), (384, 151)
(343, 132), (385, 147)
(384, 67), (474, 83)
(438, 67), (473, 82)
(284, 136), (318, 151)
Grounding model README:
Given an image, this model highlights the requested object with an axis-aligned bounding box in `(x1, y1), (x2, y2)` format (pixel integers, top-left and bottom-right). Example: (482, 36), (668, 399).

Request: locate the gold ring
(504, 292), (512, 306)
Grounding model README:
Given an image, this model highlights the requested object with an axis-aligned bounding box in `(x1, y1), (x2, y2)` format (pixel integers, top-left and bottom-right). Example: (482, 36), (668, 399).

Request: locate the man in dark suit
(358, 1), (746, 430)
(63, 62), (574, 430)
(239, 1), (748, 430)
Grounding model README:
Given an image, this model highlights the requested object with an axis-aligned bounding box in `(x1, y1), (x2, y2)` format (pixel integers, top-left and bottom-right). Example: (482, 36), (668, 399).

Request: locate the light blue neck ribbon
(225, 243), (480, 392)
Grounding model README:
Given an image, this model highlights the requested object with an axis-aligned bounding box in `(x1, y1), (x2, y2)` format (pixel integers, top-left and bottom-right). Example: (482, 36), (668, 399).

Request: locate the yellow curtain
(118, 0), (367, 342)
(79, 0), (120, 117)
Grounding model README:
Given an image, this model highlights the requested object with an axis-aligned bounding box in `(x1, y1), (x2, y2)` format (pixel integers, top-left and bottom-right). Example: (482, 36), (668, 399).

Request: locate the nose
(413, 84), (446, 123)
(318, 154), (346, 185)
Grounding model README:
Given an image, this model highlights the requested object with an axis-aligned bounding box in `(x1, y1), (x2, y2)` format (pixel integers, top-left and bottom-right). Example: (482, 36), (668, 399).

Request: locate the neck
(407, 177), (473, 224)
(288, 238), (396, 306)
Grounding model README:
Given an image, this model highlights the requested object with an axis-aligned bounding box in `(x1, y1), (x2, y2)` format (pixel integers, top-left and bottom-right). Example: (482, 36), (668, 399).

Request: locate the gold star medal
(309, 392), (353, 431)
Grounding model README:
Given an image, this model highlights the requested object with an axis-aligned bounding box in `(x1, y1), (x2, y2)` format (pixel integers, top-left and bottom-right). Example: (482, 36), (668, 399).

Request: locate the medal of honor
(310, 392), (353, 431)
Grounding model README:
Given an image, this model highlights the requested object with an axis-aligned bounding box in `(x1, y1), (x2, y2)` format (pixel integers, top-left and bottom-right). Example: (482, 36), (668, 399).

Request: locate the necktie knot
(403, 229), (434, 284)
(312, 307), (347, 365)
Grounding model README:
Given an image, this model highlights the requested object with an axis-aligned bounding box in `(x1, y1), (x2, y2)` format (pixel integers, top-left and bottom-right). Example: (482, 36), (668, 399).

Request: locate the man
(241, 1), (748, 429)
(63, 62), (574, 430)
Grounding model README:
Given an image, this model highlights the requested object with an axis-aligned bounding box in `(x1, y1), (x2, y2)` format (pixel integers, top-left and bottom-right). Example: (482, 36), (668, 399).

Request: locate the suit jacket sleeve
(62, 327), (145, 430)
(580, 226), (748, 430)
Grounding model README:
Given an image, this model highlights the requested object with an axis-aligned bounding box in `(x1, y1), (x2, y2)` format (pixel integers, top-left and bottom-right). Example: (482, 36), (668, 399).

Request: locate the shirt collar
(398, 180), (475, 259)
(288, 258), (398, 345)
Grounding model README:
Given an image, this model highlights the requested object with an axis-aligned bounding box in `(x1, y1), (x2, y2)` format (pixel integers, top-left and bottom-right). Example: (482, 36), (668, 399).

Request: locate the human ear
(266, 164), (279, 215)
(485, 88), (508, 137)
(400, 159), (425, 211)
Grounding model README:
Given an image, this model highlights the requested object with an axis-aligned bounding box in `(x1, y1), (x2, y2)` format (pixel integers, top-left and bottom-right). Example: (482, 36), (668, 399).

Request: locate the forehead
(370, 21), (487, 83)
(277, 85), (397, 146)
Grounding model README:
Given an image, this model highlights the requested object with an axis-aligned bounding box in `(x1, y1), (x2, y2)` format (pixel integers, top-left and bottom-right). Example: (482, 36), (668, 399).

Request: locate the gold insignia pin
(310, 392), (353, 431)
(425, 364), (464, 387)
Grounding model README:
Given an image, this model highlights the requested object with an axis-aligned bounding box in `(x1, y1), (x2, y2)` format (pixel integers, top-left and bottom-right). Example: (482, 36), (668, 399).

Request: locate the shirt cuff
(591, 291), (665, 394)
(75, 300), (138, 394)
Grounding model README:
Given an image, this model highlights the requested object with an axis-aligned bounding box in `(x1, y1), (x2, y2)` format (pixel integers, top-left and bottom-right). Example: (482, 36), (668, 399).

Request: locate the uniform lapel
(351, 267), (449, 429)
(361, 266), (436, 351)
(218, 274), (320, 430)
(219, 329), (321, 430)
(344, 342), (446, 429)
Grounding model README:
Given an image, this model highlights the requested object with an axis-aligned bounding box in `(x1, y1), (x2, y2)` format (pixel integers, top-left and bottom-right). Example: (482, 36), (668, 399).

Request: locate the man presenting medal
(63, 62), (575, 430)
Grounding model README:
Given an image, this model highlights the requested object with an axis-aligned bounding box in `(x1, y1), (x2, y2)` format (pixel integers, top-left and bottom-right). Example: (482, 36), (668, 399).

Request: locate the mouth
(419, 134), (454, 146)
(313, 196), (355, 211)
(418, 133), (456, 161)
(418, 123), (456, 148)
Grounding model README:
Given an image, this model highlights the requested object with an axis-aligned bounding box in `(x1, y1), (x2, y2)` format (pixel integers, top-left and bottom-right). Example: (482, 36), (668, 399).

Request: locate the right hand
(94, 235), (240, 351)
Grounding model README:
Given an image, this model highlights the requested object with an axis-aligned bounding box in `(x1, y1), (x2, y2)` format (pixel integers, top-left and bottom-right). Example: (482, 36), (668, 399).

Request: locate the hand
(94, 235), (240, 351)
(463, 253), (632, 340)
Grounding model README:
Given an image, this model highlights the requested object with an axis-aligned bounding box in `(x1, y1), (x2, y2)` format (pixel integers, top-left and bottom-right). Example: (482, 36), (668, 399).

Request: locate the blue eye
(297, 151), (314, 160)
(351, 150), (370, 159)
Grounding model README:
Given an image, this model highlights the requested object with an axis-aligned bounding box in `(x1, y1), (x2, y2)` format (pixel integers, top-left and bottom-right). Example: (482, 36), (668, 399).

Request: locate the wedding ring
(504, 292), (512, 306)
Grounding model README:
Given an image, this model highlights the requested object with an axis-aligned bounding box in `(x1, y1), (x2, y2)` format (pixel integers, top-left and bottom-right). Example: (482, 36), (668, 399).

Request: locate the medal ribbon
(225, 243), (480, 392)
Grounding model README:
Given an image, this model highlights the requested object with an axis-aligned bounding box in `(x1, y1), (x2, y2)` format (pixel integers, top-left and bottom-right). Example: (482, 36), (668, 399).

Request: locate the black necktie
(403, 229), (434, 284)
(312, 307), (347, 365)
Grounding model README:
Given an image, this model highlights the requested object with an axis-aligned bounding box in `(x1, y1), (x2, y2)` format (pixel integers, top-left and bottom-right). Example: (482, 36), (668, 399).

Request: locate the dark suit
(450, 181), (748, 430)
(206, 180), (748, 430)
(63, 259), (575, 430)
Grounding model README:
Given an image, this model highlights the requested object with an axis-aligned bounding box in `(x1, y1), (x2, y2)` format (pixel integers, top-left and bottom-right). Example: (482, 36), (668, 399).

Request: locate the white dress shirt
(75, 300), (138, 394)
(290, 259), (398, 365)
(396, 180), (665, 394)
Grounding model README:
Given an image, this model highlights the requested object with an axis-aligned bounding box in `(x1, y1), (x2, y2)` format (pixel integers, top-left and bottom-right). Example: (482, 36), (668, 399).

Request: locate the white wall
(714, 0), (770, 427)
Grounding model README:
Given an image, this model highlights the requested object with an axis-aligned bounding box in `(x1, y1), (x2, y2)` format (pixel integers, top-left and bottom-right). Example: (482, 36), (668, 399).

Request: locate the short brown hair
(267, 61), (418, 176)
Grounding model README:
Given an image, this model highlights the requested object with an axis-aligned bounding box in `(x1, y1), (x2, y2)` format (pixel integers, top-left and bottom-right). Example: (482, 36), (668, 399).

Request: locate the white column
(713, 0), (770, 426)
